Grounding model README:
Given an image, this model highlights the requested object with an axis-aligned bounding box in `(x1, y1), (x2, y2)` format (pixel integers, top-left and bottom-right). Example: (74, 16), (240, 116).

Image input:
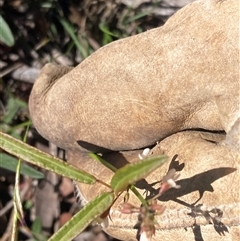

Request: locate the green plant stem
(96, 179), (112, 189)
(129, 185), (148, 207)
(11, 120), (32, 131)
(89, 153), (117, 172)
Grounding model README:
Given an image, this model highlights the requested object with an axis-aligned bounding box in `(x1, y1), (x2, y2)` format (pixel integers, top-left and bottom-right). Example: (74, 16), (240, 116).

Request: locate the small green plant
(0, 131), (175, 241)
(120, 168), (181, 239)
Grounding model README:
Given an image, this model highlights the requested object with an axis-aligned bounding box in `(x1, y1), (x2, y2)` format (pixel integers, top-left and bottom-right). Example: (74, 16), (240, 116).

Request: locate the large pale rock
(69, 131), (239, 241)
(29, 0), (239, 240)
(29, 0), (239, 154)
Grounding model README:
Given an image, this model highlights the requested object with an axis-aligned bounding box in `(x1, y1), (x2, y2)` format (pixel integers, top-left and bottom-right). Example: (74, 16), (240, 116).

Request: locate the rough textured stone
(29, 0), (239, 240)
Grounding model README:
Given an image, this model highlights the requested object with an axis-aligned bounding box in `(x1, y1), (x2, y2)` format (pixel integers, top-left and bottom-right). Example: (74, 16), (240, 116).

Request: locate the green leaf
(31, 217), (47, 241)
(59, 18), (88, 59)
(49, 192), (114, 241)
(99, 23), (119, 37)
(31, 217), (42, 234)
(89, 152), (117, 172)
(0, 15), (14, 47)
(31, 218), (47, 241)
(0, 132), (97, 184)
(24, 200), (33, 210)
(111, 155), (167, 194)
(124, 11), (152, 24)
(0, 153), (44, 179)
(3, 97), (27, 124)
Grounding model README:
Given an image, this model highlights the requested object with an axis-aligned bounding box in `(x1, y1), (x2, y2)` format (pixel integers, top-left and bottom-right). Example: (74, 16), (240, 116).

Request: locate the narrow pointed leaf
(0, 153), (44, 179)
(0, 132), (96, 184)
(0, 15), (14, 47)
(111, 155), (167, 194)
(99, 23), (119, 37)
(49, 192), (114, 241)
(59, 18), (88, 58)
(89, 152), (117, 172)
(31, 217), (42, 234)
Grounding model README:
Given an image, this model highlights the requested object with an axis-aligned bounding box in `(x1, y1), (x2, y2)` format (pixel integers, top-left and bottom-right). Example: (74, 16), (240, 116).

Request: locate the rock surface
(29, 0), (239, 240)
